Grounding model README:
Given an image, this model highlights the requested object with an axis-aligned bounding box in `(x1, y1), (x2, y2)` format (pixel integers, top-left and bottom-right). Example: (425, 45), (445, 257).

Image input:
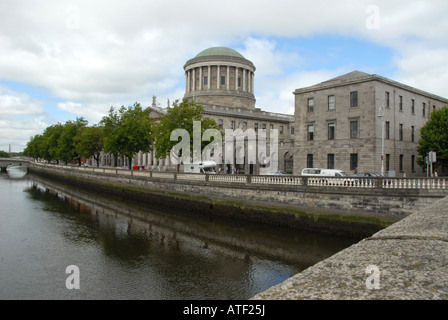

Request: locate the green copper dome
(195, 47), (245, 59)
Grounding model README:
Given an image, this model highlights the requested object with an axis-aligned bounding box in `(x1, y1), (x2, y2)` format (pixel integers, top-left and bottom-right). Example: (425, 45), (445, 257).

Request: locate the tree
(101, 102), (154, 169)
(57, 118), (89, 165)
(40, 123), (64, 162)
(154, 99), (219, 168)
(74, 125), (104, 167)
(417, 105), (448, 172)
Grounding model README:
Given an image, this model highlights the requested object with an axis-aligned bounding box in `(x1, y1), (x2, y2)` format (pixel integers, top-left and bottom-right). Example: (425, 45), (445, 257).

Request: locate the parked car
(351, 172), (382, 186)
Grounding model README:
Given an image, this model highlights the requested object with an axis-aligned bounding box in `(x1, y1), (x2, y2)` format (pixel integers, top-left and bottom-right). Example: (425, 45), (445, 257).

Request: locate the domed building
(93, 47), (296, 174)
(183, 47), (295, 174)
(184, 47), (256, 110)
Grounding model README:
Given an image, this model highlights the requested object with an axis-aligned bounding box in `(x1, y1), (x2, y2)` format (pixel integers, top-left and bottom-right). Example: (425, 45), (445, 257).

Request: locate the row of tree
(22, 101), (448, 173)
(23, 99), (218, 169)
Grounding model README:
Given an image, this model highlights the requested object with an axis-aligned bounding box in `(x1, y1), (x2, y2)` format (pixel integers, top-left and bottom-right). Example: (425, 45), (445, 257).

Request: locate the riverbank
(27, 163), (413, 239)
(252, 194), (448, 299)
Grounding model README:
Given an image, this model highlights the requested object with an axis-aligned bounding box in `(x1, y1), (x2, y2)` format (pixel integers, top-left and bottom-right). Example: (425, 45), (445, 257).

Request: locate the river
(0, 172), (357, 300)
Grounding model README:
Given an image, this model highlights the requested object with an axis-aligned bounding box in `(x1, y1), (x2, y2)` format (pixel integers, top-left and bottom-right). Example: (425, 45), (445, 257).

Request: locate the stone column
(186, 70), (190, 92)
(199, 67), (202, 90)
(192, 68), (196, 91)
(235, 67), (238, 91)
(226, 65), (230, 90)
(217, 65), (220, 89)
(251, 72), (255, 93)
(243, 69), (246, 92)
(208, 65), (211, 90)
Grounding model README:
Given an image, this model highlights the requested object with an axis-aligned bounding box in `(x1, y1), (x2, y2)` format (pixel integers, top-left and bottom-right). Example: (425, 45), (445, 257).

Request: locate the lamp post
(377, 106), (385, 176)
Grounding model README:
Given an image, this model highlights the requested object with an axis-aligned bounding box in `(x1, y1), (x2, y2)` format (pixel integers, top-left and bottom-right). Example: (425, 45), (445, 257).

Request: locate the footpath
(252, 195), (448, 300)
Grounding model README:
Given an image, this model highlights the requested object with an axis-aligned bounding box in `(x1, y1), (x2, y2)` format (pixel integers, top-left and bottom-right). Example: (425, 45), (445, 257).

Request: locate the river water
(0, 173), (357, 300)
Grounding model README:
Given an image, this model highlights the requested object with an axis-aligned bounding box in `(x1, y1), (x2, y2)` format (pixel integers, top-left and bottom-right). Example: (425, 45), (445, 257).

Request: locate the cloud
(1, 0), (448, 152)
(0, 91), (45, 117)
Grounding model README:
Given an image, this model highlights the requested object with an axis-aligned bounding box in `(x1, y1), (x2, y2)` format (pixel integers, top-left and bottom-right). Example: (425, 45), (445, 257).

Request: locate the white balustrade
(29, 161), (448, 192)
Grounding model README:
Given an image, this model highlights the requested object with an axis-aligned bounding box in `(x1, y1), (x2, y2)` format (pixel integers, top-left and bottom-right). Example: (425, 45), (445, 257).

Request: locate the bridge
(0, 157), (30, 171)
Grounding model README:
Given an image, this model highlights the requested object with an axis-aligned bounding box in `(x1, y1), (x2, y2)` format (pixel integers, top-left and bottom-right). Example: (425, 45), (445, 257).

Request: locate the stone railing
(29, 162), (448, 192)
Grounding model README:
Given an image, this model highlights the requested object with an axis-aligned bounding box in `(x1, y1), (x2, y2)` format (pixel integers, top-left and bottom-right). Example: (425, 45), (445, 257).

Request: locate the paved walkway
(252, 195), (448, 300)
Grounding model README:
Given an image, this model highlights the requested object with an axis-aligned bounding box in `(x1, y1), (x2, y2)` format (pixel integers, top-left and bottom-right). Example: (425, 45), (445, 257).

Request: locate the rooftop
(195, 47), (245, 59)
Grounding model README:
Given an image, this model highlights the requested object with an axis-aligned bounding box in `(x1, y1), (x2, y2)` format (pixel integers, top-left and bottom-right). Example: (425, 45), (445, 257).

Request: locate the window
(386, 154), (390, 172)
(350, 91), (358, 108)
(221, 76), (227, 86)
(203, 76), (208, 86)
(399, 155), (404, 172)
(423, 103), (426, 117)
(399, 124), (403, 141)
(231, 120), (236, 130)
(385, 121), (390, 140)
(307, 98), (314, 113)
(238, 77), (242, 87)
(280, 126), (284, 134)
(411, 126), (415, 142)
(328, 123), (335, 140)
(243, 122), (247, 129)
(350, 121), (359, 139)
(218, 119), (223, 130)
(399, 96), (403, 111)
(328, 95), (335, 111)
(350, 154), (358, 171)
(327, 154), (335, 169)
(261, 123), (266, 130)
(307, 125), (314, 141)
(291, 126), (295, 134)
(254, 123), (258, 132)
(385, 91), (390, 108)
(411, 99), (415, 114)
(270, 124), (274, 130)
(307, 154), (314, 168)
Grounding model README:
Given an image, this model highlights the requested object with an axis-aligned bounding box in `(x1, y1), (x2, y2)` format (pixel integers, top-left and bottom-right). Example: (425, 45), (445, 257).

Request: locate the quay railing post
(303, 176), (308, 187)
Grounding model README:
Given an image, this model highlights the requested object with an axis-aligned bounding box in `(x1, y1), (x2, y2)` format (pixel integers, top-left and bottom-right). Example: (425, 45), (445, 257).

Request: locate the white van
(301, 168), (325, 176)
(184, 161), (217, 174)
(320, 169), (350, 177)
(301, 168), (353, 186)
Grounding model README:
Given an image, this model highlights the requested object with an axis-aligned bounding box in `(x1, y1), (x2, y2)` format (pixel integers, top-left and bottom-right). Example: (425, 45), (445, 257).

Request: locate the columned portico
(184, 47), (256, 109)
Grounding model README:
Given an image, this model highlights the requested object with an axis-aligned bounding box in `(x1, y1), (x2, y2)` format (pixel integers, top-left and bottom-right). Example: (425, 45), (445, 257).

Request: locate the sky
(1, 0), (448, 153)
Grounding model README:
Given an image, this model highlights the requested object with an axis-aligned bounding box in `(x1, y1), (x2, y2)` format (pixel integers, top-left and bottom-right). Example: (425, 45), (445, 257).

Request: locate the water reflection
(2, 174), (357, 299)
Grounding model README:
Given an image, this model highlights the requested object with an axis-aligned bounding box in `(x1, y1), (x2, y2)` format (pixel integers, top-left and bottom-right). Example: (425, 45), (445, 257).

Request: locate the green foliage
(101, 102), (154, 169)
(0, 150), (10, 158)
(154, 99), (219, 159)
(57, 118), (88, 164)
(40, 123), (64, 161)
(417, 105), (448, 169)
(74, 125), (104, 167)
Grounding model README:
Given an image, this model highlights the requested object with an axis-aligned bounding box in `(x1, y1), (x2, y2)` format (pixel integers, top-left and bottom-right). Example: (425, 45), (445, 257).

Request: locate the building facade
(183, 47), (295, 174)
(293, 71), (448, 177)
(95, 47), (295, 173)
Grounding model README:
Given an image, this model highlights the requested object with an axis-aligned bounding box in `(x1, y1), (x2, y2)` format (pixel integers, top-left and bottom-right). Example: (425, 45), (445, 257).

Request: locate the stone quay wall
(252, 194), (448, 300)
(27, 162), (448, 238)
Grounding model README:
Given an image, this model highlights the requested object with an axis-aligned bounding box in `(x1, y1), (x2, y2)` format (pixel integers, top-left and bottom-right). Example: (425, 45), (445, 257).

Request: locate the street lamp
(377, 106), (385, 176)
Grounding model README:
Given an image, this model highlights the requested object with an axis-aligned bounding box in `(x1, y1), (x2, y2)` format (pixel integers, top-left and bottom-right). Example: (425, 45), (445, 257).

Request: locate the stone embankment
(252, 195), (448, 300)
(27, 162), (448, 239)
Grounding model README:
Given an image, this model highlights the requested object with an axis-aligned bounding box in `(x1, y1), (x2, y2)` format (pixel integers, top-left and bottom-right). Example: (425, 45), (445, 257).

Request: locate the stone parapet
(252, 195), (448, 300)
